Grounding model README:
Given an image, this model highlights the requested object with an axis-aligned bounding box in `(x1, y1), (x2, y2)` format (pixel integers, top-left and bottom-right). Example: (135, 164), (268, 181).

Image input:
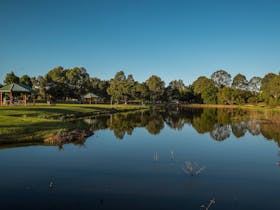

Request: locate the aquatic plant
(182, 161), (206, 176)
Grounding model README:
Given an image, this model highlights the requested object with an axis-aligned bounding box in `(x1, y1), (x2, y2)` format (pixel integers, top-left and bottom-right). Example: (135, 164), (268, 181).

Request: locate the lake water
(1, 108), (280, 210)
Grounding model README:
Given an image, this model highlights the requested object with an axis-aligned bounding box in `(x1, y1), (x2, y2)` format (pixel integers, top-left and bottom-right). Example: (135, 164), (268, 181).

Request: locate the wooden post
(0, 92), (2, 106)
(9, 92), (13, 106)
(24, 95), (27, 106)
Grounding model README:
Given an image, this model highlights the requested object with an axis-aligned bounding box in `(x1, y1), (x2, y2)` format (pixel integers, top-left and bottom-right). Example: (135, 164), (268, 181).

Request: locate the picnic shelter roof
(82, 92), (99, 99)
(0, 83), (37, 93)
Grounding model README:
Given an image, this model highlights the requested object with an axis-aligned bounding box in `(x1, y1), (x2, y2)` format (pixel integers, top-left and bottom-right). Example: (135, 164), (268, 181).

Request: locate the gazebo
(0, 83), (37, 106)
(82, 92), (100, 104)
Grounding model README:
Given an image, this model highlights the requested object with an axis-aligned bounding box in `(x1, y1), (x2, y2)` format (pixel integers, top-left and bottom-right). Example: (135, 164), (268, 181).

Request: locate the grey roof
(82, 92), (99, 98)
(0, 83), (37, 93)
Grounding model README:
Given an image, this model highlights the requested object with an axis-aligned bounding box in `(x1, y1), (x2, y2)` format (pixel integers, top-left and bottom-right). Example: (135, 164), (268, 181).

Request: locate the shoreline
(0, 104), (149, 146)
(182, 103), (280, 112)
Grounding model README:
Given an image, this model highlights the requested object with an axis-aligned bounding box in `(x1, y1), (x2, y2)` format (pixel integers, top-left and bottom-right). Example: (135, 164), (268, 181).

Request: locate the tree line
(1, 67), (280, 105)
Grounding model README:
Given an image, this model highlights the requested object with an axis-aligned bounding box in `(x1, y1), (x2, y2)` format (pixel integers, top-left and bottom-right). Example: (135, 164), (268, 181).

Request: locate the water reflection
(2, 108), (280, 148)
(84, 108), (280, 147)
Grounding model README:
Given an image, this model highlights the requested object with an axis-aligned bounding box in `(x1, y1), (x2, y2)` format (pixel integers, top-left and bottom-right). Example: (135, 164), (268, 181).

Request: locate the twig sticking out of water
(200, 198), (215, 210)
(170, 150), (175, 161)
(182, 161), (206, 176)
(276, 151), (280, 166)
(153, 152), (159, 161)
(49, 181), (54, 189)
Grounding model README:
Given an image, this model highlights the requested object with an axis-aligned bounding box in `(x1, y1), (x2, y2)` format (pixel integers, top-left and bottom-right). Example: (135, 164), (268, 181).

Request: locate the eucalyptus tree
(217, 87), (233, 104)
(145, 75), (165, 103)
(260, 73), (277, 104)
(180, 85), (195, 103)
(123, 74), (136, 104)
(249, 76), (262, 93)
(33, 75), (47, 99)
(65, 67), (91, 99)
(107, 71), (127, 103)
(133, 82), (149, 104)
(211, 70), (231, 88)
(231, 74), (251, 104)
(20, 74), (33, 87)
(232, 73), (248, 90)
(165, 79), (186, 101)
(248, 76), (262, 103)
(45, 66), (66, 100)
(4, 71), (19, 85)
(90, 77), (109, 99)
(192, 76), (217, 104)
(268, 74), (280, 105)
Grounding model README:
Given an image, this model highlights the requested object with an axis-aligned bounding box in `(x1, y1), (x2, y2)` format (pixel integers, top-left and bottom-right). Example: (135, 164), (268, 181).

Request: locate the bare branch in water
(200, 198), (215, 210)
(170, 150), (175, 161)
(153, 152), (159, 161)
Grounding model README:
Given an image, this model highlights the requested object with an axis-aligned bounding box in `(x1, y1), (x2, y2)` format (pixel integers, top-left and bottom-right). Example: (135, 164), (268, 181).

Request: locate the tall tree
(232, 73), (248, 90)
(90, 77), (109, 99)
(123, 74), (135, 104)
(134, 82), (149, 104)
(248, 76), (262, 94)
(268, 74), (280, 105)
(34, 76), (47, 99)
(192, 76), (217, 104)
(260, 73), (277, 104)
(65, 67), (91, 98)
(165, 79), (186, 101)
(201, 85), (218, 104)
(248, 76), (262, 103)
(211, 70), (231, 88)
(107, 71), (127, 103)
(45, 66), (66, 100)
(217, 87), (233, 104)
(4, 71), (19, 85)
(145, 75), (165, 102)
(20, 74), (33, 87)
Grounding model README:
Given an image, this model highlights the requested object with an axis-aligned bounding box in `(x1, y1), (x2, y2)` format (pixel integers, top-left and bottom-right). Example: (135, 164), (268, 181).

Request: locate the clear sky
(0, 0), (280, 85)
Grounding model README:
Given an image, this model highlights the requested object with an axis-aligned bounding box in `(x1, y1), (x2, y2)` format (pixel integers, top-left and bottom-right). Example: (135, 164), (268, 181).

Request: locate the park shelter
(82, 92), (100, 104)
(0, 83), (37, 106)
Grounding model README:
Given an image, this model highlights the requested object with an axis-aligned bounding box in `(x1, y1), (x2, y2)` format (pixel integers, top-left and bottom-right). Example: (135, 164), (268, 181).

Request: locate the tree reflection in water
(210, 124), (230, 141)
(84, 108), (280, 147)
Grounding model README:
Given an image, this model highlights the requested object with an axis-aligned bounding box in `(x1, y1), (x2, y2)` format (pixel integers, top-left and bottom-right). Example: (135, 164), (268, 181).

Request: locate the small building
(0, 83), (37, 106)
(82, 92), (100, 104)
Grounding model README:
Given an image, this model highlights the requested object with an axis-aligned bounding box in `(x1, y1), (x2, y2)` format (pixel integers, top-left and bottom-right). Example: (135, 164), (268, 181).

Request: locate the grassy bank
(183, 103), (280, 112)
(0, 104), (148, 145)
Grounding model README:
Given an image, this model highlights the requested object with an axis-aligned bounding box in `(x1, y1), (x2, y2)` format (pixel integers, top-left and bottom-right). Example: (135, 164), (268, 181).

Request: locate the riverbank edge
(182, 103), (280, 112)
(0, 104), (149, 147)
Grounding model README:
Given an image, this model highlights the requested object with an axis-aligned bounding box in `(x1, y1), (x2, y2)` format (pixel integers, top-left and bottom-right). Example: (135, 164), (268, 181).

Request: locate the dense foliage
(2, 67), (280, 105)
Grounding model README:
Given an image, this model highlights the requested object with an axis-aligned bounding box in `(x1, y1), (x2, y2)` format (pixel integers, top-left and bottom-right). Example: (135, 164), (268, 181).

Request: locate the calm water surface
(1, 108), (280, 210)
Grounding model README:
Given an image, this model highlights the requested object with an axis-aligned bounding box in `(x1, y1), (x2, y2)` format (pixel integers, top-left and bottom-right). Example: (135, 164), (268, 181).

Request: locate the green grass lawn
(0, 104), (148, 146)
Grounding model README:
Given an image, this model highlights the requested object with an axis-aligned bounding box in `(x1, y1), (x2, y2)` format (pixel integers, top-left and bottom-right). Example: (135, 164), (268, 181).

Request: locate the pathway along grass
(0, 104), (148, 147)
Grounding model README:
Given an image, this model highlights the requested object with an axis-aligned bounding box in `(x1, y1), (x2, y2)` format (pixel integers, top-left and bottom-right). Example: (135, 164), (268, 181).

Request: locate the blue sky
(0, 0), (280, 85)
